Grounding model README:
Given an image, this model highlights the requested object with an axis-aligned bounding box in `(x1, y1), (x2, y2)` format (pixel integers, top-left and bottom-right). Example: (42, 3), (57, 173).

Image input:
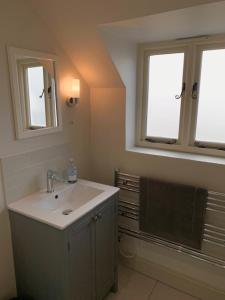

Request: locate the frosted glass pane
(196, 49), (225, 144)
(146, 53), (184, 139)
(27, 66), (46, 127)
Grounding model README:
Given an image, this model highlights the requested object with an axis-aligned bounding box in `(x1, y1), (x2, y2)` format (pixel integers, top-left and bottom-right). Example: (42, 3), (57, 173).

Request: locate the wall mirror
(7, 47), (62, 139)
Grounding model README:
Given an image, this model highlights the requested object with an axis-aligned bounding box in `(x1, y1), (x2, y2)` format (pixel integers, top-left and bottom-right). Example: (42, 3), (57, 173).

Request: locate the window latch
(39, 87), (52, 99)
(175, 82), (186, 100)
(192, 82), (198, 99)
(39, 89), (45, 99)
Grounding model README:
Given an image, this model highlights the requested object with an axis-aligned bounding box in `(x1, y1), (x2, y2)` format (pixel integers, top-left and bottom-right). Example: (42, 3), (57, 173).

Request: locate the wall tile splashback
(0, 144), (72, 204)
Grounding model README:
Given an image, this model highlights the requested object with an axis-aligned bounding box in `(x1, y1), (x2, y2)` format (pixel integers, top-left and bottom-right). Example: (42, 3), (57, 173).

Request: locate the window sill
(127, 145), (225, 166)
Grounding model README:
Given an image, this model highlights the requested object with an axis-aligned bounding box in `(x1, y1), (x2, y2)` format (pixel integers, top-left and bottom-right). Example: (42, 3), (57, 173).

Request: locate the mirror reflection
(18, 58), (58, 130)
(8, 47), (62, 139)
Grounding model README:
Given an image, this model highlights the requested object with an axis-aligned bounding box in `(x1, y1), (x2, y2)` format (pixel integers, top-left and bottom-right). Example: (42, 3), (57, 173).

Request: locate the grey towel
(139, 178), (207, 250)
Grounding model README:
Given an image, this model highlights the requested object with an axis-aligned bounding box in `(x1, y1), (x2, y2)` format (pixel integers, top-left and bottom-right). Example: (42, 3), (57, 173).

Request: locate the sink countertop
(8, 179), (119, 230)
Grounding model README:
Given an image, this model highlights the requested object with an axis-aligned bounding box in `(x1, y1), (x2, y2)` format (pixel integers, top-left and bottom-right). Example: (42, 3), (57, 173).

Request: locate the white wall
(0, 1), (91, 299)
(0, 175), (15, 300)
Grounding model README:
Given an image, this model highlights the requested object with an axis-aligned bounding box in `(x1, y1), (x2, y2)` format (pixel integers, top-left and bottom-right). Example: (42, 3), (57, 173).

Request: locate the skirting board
(120, 255), (225, 300)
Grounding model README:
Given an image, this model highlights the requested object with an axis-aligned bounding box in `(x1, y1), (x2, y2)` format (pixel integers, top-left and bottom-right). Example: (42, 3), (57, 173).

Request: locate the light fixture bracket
(66, 97), (79, 107)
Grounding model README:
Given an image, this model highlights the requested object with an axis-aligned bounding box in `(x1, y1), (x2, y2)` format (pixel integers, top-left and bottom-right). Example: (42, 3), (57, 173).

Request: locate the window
(7, 46), (62, 140)
(137, 35), (225, 155)
(146, 52), (184, 141)
(27, 66), (47, 127)
(195, 49), (225, 145)
(18, 60), (58, 130)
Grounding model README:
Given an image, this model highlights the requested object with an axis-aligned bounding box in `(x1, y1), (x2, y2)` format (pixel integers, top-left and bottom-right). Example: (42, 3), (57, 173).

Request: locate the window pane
(196, 49), (225, 144)
(27, 66), (47, 127)
(146, 53), (184, 140)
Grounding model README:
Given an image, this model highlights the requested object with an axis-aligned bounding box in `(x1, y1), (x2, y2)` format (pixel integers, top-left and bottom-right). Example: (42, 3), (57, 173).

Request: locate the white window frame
(18, 61), (58, 130)
(136, 34), (225, 158)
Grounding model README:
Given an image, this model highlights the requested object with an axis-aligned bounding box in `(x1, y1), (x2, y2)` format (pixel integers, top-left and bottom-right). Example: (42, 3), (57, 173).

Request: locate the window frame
(18, 60), (58, 130)
(141, 46), (189, 145)
(190, 42), (225, 150)
(136, 34), (225, 158)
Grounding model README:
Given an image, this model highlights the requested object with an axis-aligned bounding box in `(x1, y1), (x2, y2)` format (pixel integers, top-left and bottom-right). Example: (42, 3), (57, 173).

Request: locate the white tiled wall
(0, 144), (72, 204)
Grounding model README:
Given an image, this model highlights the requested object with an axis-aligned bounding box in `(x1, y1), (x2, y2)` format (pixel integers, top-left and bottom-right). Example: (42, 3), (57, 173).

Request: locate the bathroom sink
(32, 183), (103, 211)
(8, 179), (119, 229)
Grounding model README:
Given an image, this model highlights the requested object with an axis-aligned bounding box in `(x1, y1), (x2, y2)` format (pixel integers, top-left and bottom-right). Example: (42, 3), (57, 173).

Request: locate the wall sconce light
(66, 78), (80, 107)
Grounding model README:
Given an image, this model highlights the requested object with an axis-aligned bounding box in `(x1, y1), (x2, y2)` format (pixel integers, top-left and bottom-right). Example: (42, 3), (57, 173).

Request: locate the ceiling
(27, 0), (223, 88)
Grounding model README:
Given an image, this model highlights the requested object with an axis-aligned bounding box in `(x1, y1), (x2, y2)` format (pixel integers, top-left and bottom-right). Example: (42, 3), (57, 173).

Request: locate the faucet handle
(47, 169), (55, 178)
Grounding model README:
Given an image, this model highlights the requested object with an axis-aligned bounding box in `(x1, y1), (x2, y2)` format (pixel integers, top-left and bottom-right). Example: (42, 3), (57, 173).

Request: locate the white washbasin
(32, 183), (103, 211)
(8, 179), (119, 230)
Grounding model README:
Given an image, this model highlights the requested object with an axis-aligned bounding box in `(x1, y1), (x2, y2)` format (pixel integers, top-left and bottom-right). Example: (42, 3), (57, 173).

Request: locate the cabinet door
(68, 213), (95, 300)
(95, 199), (117, 300)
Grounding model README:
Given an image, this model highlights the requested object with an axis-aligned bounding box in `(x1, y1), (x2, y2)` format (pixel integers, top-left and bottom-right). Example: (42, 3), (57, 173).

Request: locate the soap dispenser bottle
(67, 158), (77, 183)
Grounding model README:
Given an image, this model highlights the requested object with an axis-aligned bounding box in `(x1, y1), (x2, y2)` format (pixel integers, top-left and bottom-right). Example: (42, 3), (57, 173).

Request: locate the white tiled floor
(106, 265), (200, 300)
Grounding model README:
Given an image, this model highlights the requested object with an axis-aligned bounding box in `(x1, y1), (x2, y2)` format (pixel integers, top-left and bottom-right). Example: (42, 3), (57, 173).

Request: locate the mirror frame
(7, 46), (63, 139)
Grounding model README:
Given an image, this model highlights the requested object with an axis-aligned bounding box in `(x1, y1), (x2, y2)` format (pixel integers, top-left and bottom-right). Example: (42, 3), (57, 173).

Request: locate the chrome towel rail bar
(115, 169), (225, 269)
(119, 226), (225, 269)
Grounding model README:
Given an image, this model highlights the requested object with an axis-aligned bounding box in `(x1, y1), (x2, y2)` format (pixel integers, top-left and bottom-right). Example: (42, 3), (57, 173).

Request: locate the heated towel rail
(115, 169), (225, 269)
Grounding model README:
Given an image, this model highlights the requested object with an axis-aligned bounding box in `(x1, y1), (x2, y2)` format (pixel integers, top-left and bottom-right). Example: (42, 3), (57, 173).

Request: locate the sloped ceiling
(27, 0), (222, 88)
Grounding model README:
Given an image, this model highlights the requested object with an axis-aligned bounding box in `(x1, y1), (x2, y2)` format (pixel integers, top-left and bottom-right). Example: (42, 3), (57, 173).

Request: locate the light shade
(71, 79), (80, 98)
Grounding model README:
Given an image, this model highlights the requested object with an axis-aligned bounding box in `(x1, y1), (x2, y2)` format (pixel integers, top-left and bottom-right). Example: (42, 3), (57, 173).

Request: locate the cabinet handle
(93, 215), (98, 222)
(97, 213), (102, 220)
(93, 213), (102, 222)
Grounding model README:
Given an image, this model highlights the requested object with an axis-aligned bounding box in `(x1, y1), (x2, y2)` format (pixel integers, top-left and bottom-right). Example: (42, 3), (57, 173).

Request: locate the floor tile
(106, 265), (156, 300)
(150, 282), (199, 300)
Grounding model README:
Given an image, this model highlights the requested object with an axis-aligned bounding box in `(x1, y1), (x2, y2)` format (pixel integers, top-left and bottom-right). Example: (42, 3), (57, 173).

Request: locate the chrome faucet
(47, 169), (67, 193)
